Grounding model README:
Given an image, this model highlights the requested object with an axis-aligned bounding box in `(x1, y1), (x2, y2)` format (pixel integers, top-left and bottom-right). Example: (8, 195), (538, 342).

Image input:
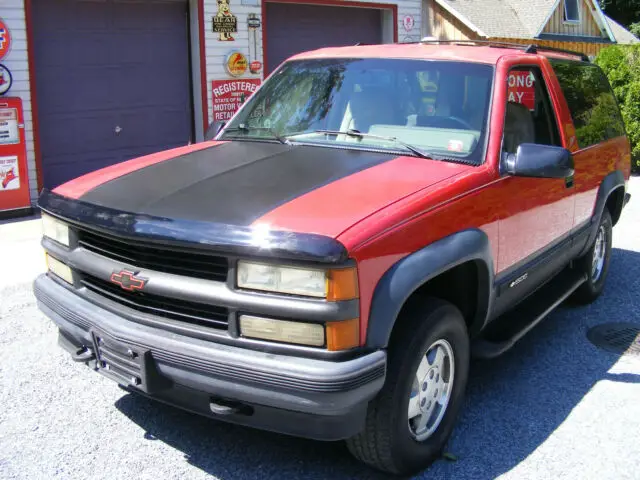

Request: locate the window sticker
(447, 139), (464, 152)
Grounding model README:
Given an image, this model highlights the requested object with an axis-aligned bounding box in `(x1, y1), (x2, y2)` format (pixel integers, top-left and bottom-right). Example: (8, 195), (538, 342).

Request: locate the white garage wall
(1, 1), (38, 204)
(202, 0), (423, 126)
(6, 0), (422, 205)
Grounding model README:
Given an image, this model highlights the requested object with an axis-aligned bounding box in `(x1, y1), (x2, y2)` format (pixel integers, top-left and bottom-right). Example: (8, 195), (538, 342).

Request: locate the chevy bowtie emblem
(110, 270), (148, 292)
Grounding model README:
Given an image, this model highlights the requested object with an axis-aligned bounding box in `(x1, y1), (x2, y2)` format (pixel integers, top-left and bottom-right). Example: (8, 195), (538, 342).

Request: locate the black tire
(571, 208), (613, 304)
(346, 298), (469, 476)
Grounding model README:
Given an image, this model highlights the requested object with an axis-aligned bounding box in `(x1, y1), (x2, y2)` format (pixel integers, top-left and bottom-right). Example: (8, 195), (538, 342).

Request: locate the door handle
(114, 125), (122, 134)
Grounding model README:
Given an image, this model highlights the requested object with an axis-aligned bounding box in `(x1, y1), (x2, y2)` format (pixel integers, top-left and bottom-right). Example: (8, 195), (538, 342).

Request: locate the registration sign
(211, 79), (261, 122)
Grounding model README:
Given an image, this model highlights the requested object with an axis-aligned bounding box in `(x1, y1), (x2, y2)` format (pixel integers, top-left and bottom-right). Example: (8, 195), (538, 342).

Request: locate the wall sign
(507, 71), (535, 110)
(211, 79), (261, 122)
(225, 51), (248, 77)
(403, 15), (415, 32)
(0, 19), (11, 61)
(249, 61), (262, 74)
(0, 64), (12, 96)
(213, 0), (237, 41)
(0, 155), (19, 190)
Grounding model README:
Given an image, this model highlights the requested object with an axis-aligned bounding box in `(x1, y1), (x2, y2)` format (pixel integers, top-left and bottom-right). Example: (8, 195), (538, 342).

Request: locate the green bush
(596, 45), (640, 173)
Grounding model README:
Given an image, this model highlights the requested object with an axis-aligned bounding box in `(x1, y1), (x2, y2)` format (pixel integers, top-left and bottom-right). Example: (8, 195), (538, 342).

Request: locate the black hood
(80, 141), (397, 226)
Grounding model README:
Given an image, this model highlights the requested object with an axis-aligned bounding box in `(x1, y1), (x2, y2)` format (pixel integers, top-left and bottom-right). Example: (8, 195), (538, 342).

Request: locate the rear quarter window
(549, 60), (625, 149)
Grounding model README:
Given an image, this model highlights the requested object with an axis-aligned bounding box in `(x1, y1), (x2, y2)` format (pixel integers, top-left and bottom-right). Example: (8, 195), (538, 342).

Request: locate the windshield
(220, 58), (494, 162)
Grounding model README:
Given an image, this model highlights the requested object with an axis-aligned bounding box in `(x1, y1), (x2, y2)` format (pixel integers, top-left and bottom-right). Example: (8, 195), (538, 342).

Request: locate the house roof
(434, 0), (553, 39)
(605, 15), (639, 44)
(434, 0), (629, 43)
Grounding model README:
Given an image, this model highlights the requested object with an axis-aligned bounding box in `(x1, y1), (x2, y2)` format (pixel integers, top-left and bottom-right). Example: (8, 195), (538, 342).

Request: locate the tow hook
(209, 397), (253, 416)
(71, 346), (95, 363)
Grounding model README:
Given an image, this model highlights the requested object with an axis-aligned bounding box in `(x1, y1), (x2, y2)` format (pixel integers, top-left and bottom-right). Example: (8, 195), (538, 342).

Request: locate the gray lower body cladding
(33, 275), (386, 440)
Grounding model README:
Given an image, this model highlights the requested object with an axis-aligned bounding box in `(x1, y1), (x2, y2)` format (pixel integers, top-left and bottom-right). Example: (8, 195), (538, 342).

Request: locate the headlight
(237, 261), (327, 297)
(42, 213), (70, 247)
(46, 254), (73, 284)
(239, 315), (325, 347)
(237, 261), (358, 300)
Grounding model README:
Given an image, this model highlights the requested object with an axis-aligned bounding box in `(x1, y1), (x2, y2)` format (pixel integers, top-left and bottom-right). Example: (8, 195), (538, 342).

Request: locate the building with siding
(423, 0), (638, 56)
(1, 0), (422, 205)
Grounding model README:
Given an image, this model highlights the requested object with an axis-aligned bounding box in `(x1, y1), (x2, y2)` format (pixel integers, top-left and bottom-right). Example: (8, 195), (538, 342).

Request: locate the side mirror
(204, 121), (226, 141)
(502, 143), (574, 179)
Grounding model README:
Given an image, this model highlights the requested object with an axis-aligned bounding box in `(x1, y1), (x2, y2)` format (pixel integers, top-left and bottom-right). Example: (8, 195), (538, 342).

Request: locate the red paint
(262, 0), (398, 74)
(0, 97), (31, 212)
(254, 156), (474, 238)
(53, 141), (224, 200)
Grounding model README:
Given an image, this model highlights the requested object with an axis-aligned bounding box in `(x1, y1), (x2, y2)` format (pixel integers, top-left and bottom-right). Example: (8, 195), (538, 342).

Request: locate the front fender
(365, 229), (495, 348)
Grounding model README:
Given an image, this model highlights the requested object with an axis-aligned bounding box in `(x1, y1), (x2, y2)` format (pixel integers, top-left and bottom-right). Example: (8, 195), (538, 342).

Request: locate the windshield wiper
(222, 124), (290, 145)
(309, 129), (435, 159)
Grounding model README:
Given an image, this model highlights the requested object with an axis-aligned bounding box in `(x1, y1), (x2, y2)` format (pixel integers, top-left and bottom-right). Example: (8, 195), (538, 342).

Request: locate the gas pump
(0, 97), (32, 217)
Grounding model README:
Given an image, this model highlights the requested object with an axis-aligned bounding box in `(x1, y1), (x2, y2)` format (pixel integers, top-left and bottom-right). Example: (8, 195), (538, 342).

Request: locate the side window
(550, 61), (626, 149)
(503, 67), (561, 154)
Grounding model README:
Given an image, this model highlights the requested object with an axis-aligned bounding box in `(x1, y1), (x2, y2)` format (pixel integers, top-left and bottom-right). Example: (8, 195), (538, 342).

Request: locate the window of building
(563, 0), (580, 23)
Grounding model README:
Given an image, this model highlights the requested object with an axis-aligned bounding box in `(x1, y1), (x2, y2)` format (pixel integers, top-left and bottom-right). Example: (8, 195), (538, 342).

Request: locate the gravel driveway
(1, 178), (639, 480)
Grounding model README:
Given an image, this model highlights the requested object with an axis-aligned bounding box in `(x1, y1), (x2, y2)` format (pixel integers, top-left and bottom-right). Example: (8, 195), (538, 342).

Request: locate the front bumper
(34, 274), (386, 440)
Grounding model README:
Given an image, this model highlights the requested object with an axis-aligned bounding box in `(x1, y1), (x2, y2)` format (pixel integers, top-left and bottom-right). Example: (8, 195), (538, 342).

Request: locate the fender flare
(579, 170), (625, 257)
(365, 229), (495, 348)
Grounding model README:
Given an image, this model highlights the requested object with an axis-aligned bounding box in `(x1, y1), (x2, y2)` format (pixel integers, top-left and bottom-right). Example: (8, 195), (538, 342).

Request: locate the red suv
(35, 41), (631, 475)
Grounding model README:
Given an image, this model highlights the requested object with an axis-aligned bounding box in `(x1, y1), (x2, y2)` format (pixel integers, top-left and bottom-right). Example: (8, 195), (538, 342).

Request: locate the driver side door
(494, 64), (576, 315)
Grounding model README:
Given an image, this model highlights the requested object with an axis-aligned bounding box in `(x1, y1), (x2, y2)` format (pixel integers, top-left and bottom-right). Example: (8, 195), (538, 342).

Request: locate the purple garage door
(32, 0), (193, 189)
(265, 2), (383, 73)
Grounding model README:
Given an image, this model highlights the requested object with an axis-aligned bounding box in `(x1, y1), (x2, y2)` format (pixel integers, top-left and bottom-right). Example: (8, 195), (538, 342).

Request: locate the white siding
(10, 0), (421, 204)
(202, 0), (423, 125)
(2, 0), (37, 203)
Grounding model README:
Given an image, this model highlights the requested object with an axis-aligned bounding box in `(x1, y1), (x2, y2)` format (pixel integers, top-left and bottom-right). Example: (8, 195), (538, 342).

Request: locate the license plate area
(92, 330), (148, 391)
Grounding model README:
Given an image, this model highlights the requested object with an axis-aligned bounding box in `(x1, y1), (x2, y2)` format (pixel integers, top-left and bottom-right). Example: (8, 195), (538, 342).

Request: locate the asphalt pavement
(1, 178), (639, 480)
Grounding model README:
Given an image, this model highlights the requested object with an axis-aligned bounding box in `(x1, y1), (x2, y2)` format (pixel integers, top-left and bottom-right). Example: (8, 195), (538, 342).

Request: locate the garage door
(32, 0), (193, 189)
(265, 2), (383, 73)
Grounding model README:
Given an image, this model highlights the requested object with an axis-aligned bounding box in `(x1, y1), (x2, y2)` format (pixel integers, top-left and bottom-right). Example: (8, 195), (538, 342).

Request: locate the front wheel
(346, 298), (469, 475)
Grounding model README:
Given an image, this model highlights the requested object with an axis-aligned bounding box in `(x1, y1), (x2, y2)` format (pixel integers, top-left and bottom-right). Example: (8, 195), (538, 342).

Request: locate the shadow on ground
(115, 248), (640, 479)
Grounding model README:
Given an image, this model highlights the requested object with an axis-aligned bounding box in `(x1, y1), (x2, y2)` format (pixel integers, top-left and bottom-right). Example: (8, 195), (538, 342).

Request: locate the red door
(497, 64), (575, 274)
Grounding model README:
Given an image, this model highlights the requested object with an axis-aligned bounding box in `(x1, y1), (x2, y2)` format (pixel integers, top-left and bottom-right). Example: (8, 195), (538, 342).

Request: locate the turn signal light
(326, 318), (360, 351)
(326, 267), (359, 302)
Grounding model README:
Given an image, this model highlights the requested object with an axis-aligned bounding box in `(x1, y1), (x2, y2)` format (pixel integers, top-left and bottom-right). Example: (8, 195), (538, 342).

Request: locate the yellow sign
(225, 51), (248, 77)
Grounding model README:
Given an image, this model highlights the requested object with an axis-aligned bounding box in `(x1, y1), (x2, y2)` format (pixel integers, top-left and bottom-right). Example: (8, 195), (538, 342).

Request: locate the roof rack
(414, 39), (590, 62)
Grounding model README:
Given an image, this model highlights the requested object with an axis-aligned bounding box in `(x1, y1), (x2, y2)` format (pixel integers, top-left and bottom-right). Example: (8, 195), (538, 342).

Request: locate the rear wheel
(346, 298), (469, 475)
(571, 208), (613, 304)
